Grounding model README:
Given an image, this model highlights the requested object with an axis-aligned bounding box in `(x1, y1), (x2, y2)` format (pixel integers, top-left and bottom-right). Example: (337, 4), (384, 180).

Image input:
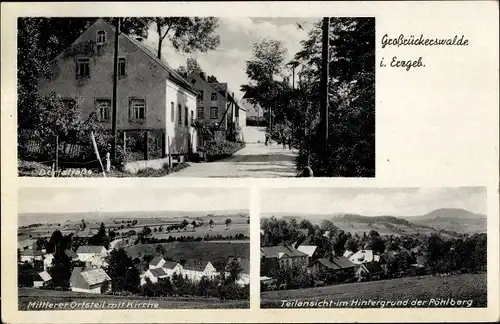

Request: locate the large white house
(182, 261), (218, 282)
(76, 245), (108, 262)
(38, 18), (198, 157)
(348, 249), (381, 265)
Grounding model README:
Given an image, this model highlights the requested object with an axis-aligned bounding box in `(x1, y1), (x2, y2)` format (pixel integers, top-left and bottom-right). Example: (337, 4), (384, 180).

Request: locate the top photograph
(18, 16), (375, 178)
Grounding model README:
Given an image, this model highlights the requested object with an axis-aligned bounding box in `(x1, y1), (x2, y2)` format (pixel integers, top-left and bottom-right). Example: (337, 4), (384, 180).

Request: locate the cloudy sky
(144, 17), (319, 99)
(261, 187), (487, 216)
(18, 187), (248, 214)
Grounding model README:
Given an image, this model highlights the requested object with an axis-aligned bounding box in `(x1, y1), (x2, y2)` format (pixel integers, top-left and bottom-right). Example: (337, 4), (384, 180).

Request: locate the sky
(260, 187), (487, 216)
(18, 187), (248, 214)
(144, 17), (319, 100)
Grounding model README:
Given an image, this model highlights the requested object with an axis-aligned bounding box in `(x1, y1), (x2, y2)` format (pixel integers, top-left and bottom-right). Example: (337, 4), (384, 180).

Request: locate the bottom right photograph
(259, 187), (487, 308)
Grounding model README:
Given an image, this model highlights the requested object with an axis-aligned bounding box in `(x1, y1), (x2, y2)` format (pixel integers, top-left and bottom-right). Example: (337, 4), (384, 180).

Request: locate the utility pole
(319, 17), (330, 161)
(111, 17), (121, 165)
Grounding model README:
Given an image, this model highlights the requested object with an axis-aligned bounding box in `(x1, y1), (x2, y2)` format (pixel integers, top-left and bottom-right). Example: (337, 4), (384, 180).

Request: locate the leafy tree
(181, 220), (189, 228)
(227, 258), (243, 282)
(344, 238), (359, 253)
(49, 251), (72, 289)
(209, 219), (214, 228)
(293, 18), (375, 177)
(107, 248), (140, 293)
(35, 238), (46, 251)
(155, 244), (166, 256)
(225, 218), (232, 228)
(191, 220), (197, 228)
(145, 17), (221, 59)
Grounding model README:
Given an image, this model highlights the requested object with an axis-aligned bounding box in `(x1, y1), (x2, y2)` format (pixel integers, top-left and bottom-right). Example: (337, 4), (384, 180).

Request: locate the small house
(182, 261), (218, 281)
(140, 267), (169, 285)
(355, 262), (385, 281)
(70, 267), (112, 294)
(296, 245), (319, 264)
(33, 271), (52, 288)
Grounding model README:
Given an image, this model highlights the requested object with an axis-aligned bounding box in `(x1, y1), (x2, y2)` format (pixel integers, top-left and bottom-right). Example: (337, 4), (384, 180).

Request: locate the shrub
(202, 139), (244, 162)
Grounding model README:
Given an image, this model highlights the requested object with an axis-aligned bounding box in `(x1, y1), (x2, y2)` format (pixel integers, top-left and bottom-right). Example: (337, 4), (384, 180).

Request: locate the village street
(169, 127), (298, 178)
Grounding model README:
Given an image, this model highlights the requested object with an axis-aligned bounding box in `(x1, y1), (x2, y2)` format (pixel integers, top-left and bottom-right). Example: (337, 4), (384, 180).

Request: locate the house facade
(260, 245), (309, 276)
(33, 271), (52, 288)
(182, 261), (218, 281)
(355, 262), (385, 281)
(140, 267), (169, 285)
(296, 245), (319, 265)
(20, 250), (43, 263)
(38, 19), (197, 156)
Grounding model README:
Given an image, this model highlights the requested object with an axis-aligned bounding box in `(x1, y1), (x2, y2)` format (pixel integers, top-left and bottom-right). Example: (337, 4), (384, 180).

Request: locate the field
(261, 273), (487, 308)
(18, 288), (249, 310)
(141, 223), (250, 239)
(125, 242), (250, 271)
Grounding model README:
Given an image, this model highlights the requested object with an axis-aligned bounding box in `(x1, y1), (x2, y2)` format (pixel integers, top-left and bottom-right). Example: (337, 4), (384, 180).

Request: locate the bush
(201, 140), (245, 162)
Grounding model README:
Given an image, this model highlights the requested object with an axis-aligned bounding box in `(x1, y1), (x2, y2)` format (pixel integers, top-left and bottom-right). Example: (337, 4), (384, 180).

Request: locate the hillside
(401, 208), (486, 234)
(264, 208), (486, 236)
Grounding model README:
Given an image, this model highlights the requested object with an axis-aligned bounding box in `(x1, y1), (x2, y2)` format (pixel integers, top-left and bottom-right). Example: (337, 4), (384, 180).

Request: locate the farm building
(76, 245), (108, 262)
(140, 267), (169, 285)
(20, 249), (43, 263)
(70, 267), (112, 294)
(343, 250), (355, 259)
(182, 260), (218, 281)
(349, 249), (382, 265)
(307, 256), (357, 277)
(260, 245), (309, 275)
(38, 18), (198, 158)
(355, 262), (385, 281)
(296, 245), (319, 264)
(33, 271), (52, 288)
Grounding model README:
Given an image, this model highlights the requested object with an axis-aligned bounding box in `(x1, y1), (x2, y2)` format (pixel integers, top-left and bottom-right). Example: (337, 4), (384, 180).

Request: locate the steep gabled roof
(362, 262), (384, 274)
(36, 271), (52, 282)
(260, 245), (308, 259)
(330, 256), (356, 269)
(296, 245), (318, 257)
(309, 258), (341, 270)
(149, 267), (168, 277)
(81, 268), (111, 285)
(65, 249), (78, 259)
(183, 260), (210, 271)
(124, 35), (198, 96)
(149, 256), (165, 267)
(163, 261), (181, 270)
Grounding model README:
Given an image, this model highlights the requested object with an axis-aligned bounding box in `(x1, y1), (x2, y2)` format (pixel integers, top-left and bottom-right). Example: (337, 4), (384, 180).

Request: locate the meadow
(18, 288), (249, 310)
(261, 273), (487, 308)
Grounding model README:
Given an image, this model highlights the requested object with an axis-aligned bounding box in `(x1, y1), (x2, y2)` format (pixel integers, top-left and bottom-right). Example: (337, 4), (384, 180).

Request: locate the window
(197, 90), (204, 101)
(62, 98), (76, 110)
(210, 107), (218, 119)
(118, 58), (126, 76)
(190, 110), (194, 124)
(76, 58), (90, 77)
(170, 102), (175, 122)
(197, 107), (204, 119)
(184, 107), (188, 126)
(95, 99), (111, 121)
(129, 98), (146, 120)
(96, 30), (106, 44)
(177, 104), (182, 125)
(211, 92), (217, 101)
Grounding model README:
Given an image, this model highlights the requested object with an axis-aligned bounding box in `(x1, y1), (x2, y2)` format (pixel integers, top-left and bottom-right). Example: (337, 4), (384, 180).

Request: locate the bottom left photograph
(17, 186), (250, 310)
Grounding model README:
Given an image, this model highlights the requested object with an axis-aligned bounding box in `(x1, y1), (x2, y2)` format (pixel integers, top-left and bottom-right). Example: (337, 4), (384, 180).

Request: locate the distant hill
(18, 209), (249, 226)
(262, 208), (486, 236)
(400, 208), (486, 234)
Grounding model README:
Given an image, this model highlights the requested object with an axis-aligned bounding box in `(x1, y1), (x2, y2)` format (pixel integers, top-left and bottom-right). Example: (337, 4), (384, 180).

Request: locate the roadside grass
(18, 160), (189, 177)
(261, 273), (487, 308)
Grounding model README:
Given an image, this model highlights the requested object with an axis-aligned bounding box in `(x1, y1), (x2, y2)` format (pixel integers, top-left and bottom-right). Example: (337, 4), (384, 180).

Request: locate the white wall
(165, 81), (197, 154)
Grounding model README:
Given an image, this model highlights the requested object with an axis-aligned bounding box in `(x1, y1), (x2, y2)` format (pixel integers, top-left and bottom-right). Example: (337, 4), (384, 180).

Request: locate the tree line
(241, 18), (375, 177)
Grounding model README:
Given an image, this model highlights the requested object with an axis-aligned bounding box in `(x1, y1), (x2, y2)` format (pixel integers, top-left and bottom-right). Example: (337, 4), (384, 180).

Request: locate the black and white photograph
(260, 187), (487, 308)
(17, 186), (250, 310)
(18, 16), (375, 178)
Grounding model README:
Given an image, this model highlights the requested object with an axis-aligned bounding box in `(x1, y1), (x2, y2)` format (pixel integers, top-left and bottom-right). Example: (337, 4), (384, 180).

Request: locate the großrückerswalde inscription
(379, 34), (469, 71)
